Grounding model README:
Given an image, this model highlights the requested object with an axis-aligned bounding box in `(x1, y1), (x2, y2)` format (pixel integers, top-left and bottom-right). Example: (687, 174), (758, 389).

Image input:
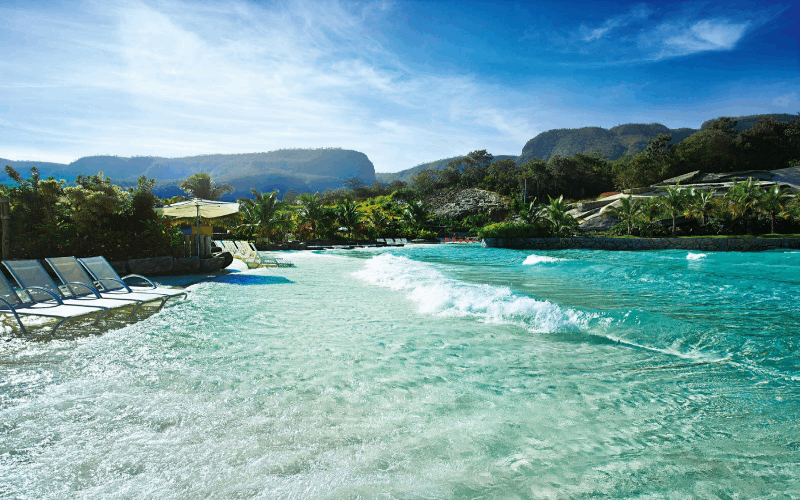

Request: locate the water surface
(2, 245), (798, 498)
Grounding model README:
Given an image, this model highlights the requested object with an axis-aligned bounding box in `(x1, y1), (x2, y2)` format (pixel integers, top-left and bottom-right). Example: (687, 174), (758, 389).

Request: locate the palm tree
(660, 183), (685, 235)
(521, 198), (545, 225)
(544, 195), (577, 237)
(298, 193), (327, 239)
(756, 185), (792, 233)
(605, 196), (640, 235)
(238, 189), (286, 240)
(335, 199), (363, 238)
(686, 188), (715, 225)
(179, 173), (234, 200)
(726, 178), (764, 234)
(367, 210), (390, 238)
(401, 201), (430, 231)
(639, 196), (662, 223)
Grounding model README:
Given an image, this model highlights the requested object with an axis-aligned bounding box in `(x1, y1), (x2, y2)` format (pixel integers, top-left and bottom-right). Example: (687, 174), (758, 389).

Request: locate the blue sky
(0, 0), (797, 173)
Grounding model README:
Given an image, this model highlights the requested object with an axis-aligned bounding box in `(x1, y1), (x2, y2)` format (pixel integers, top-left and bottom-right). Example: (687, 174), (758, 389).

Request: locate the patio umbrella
(160, 198), (240, 257)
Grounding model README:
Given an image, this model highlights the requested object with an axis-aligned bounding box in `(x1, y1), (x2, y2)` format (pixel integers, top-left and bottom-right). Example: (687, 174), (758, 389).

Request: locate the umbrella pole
(196, 204), (201, 258)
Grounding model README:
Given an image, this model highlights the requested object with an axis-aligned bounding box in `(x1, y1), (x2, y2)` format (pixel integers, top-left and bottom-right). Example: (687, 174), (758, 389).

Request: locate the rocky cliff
(424, 188), (511, 221)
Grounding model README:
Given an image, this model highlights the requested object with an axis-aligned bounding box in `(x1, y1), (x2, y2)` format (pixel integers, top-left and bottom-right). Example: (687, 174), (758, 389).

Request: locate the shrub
(477, 222), (544, 238)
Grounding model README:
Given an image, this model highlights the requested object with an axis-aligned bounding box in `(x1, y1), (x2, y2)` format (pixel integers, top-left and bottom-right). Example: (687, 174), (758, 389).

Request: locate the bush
(477, 222), (544, 238)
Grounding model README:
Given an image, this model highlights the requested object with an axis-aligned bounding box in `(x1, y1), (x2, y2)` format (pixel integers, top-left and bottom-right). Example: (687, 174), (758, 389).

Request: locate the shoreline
(481, 236), (800, 251)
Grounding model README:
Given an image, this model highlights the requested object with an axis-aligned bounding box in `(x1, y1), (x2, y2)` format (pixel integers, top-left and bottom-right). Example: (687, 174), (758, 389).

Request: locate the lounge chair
(77, 256), (187, 300)
(46, 257), (169, 311)
(3, 260), (144, 316)
(226, 241), (262, 268)
(0, 269), (108, 335)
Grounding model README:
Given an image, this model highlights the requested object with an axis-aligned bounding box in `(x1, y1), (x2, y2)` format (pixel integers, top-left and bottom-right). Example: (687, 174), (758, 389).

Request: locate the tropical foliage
(1, 166), (183, 260)
(179, 172), (234, 200)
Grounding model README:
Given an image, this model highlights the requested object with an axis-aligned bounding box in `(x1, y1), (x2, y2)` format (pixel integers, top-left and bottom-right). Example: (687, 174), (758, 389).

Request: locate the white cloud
(580, 4), (650, 42)
(656, 19), (749, 58)
(0, 0), (537, 171)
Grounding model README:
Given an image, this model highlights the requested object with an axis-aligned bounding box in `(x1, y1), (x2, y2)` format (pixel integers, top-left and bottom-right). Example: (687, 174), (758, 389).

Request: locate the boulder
(172, 257), (201, 274)
(127, 256), (174, 275)
(199, 255), (228, 272)
(579, 216), (620, 232)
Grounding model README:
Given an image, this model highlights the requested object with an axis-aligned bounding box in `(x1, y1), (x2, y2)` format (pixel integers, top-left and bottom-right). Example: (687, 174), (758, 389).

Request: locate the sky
(0, 0), (798, 173)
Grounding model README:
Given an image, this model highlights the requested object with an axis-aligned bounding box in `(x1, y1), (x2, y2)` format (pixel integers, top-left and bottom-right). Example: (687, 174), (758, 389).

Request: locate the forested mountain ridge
(517, 123), (696, 164)
(700, 113), (798, 131)
(1, 148), (376, 200)
(377, 155), (517, 184)
(380, 113), (795, 183)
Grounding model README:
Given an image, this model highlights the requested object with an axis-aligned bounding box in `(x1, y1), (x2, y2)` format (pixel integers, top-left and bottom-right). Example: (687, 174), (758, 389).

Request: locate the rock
(199, 255), (227, 272)
(213, 251), (234, 269)
(579, 216), (620, 232)
(108, 261), (127, 275)
(127, 256), (174, 275)
(172, 257), (201, 274)
(574, 193), (627, 212)
(423, 188), (512, 221)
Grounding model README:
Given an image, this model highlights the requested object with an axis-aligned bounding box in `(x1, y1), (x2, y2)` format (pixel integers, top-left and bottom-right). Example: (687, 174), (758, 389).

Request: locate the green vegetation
(2, 114), (799, 258)
(1, 166), (183, 260)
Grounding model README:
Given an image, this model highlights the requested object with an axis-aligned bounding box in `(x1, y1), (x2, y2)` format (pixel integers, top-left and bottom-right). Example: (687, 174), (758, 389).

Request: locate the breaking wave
(354, 254), (581, 333)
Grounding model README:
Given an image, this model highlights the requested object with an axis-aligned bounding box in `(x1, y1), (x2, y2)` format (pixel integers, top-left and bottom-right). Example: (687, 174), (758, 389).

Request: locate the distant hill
(1, 148), (376, 200)
(376, 155), (517, 184)
(517, 123), (696, 164)
(700, 113), (798, 131)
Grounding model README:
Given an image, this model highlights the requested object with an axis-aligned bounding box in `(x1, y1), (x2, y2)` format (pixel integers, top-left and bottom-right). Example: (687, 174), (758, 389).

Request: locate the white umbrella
(160, 199), (240, 257)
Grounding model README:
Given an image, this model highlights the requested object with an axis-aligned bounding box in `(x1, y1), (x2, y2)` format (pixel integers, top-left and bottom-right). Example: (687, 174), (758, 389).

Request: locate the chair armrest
(22, 286), (64, 305)
(94, 277), (132, 292)
(0, 296), (18, 311)
(64, 281), (102, 298)
(121, 274), (157, 289)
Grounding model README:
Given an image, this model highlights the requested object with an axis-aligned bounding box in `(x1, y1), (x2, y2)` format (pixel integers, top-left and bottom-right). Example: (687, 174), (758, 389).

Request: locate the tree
(401, 200), (430, 231)
(297, 193), (327, 239)
(686, 188), (715, 225)
(726, 178), (764, 234)
(756, 185), (792, 234)
(660, 183), (685, 235)
(334, 199), (362, 238)
(544, 195), (577, 237)
(238, 189), (286, 240)
(179, 173), (233, 200)
(605, 196), (640, 235)
(520, 159), (549, 202)
(520, 198), (545, 225)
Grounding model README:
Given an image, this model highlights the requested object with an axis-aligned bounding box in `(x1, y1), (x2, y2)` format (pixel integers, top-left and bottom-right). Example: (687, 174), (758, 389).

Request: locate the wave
(522, 254), (564, 265)
(353, 254), (581, 333)
(686, 253), (707, 261)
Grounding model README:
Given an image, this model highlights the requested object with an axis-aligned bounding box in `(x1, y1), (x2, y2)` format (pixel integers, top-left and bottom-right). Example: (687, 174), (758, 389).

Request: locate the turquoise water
(1, 245), (799, 498)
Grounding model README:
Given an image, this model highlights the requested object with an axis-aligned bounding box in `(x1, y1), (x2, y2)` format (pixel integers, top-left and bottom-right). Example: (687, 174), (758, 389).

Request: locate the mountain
(517, 123), (696, 164)
(376, 155), (517, 184)
(700, 113), (798, 131)
(1, 148), (376, 200)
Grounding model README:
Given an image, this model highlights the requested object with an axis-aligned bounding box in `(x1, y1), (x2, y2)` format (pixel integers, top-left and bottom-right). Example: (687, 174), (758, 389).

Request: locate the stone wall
(482, 237), (800, 252)
(108, 252), (234, 276)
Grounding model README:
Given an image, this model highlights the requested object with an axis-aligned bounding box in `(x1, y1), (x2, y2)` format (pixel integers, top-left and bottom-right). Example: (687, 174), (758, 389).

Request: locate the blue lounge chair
(46, 257), (170, 311)
(78, 256), (187, 300)
(0, 268), (108, 335)
(3, 260), (144, 316)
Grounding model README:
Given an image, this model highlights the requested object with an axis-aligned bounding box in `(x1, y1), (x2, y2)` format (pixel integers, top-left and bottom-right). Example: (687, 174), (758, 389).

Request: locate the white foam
(522, 254), (564, 265)
(354, 254), (580, 333)
(686, 253), (707, 261)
